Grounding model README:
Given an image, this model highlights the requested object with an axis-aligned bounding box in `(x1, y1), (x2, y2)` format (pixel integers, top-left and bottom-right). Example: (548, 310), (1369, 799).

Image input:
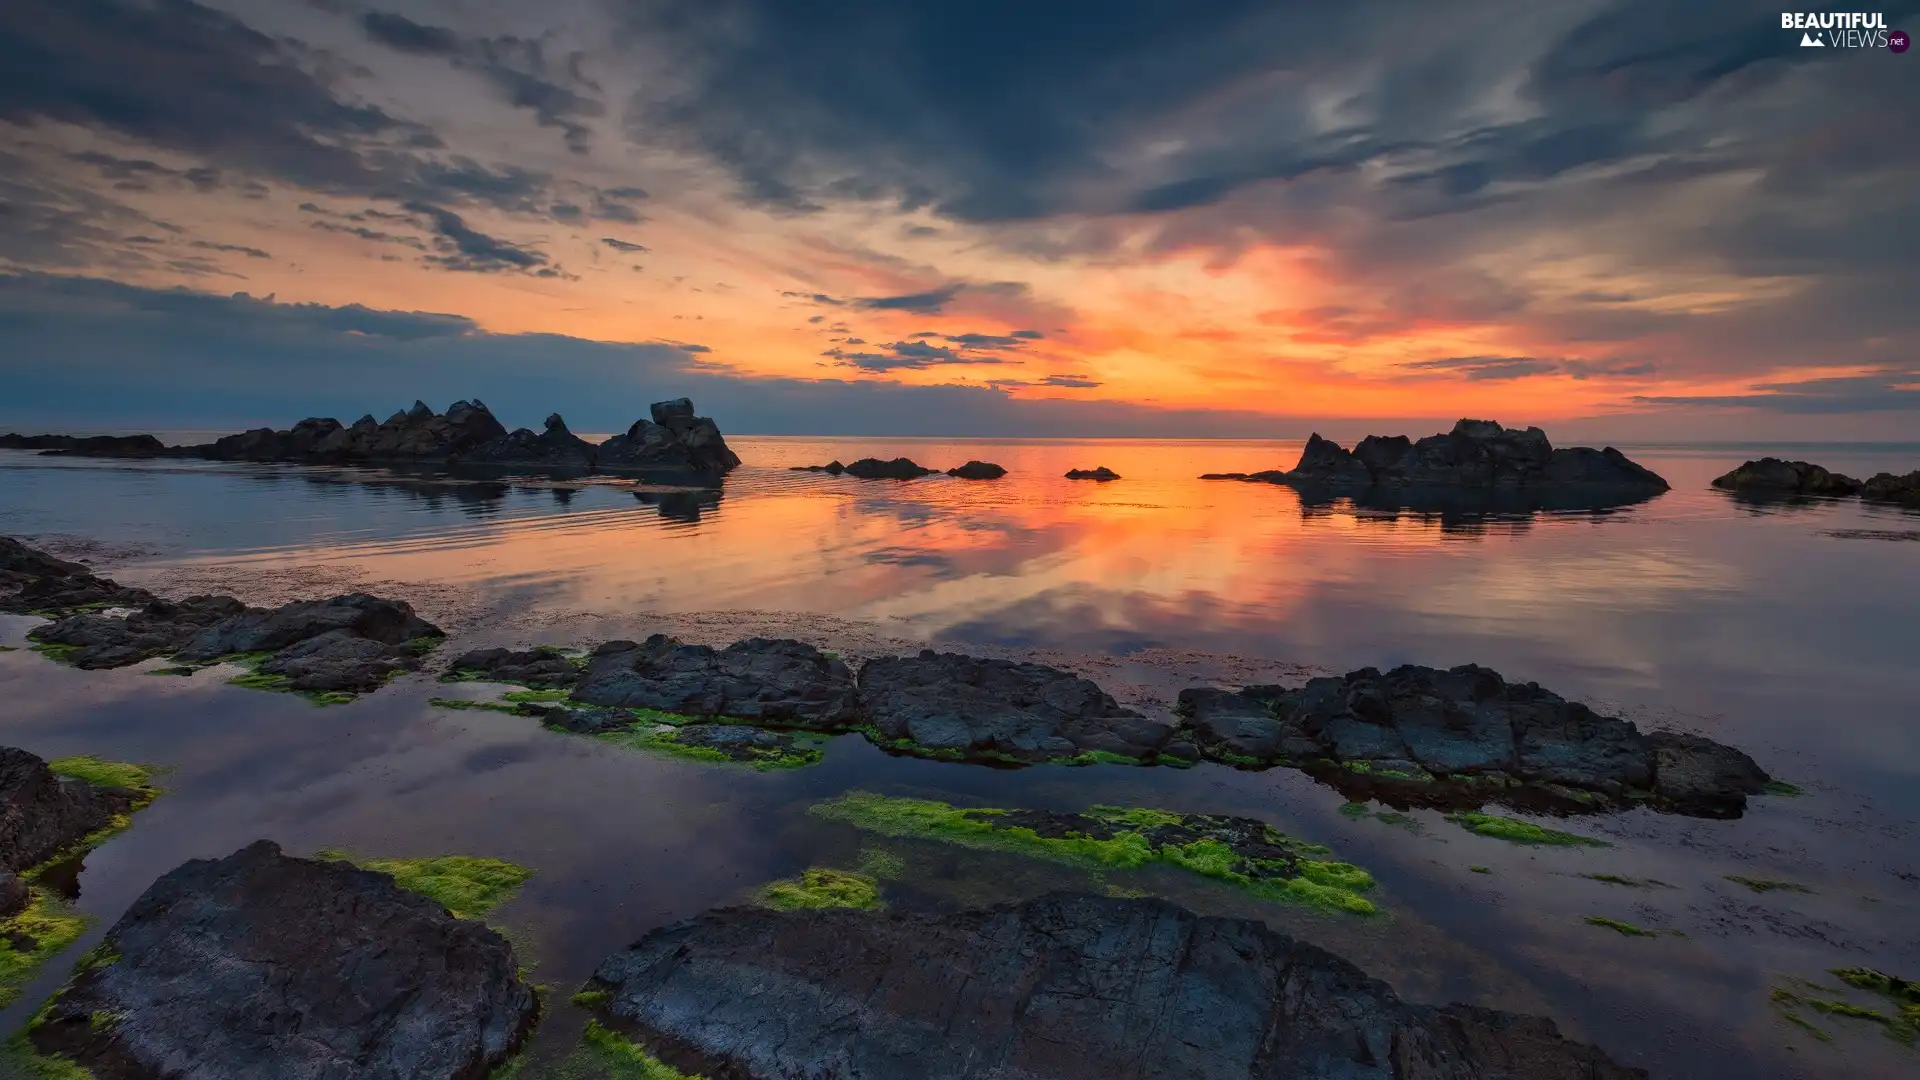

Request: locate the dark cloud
(853, 284), (962, 314)
(825, 338), (1013, 372)
(1634, 371), (1920, 414)
(359, 10), (460, 56)
(403, 202), (552, 274)
(1399, 355), (1654, 382)
(307, 220), (428, 249)
(188, 240), (271, 259)
(782, 291), (845, 305)
(1011, 329), (1044, 339)
(1040, 374), (1100, 388)
(944, 332), (1030, 350)
(67, 150), (225, 193)
(601, 238), (649, 252)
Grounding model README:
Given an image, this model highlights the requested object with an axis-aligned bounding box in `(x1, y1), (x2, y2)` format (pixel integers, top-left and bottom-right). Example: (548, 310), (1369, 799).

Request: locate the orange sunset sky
(1, 0), (1915, 438)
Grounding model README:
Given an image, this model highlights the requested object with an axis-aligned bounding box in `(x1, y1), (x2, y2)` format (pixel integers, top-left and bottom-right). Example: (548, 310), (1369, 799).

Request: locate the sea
(1, 436), (1916, 1078)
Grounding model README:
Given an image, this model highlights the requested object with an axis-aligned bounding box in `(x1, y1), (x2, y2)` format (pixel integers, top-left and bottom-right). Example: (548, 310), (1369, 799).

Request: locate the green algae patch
(147, 665), (196, 677)
(429, 696), (524, 715)
(47, 757), (154, 799)
(1829, 968), (1920, 1045)
(576, 1020), (703, 1080)
(1763, 780), (1805, 797)
(1469, 865), (1492, 874)
(758, 868), (883, 911)
(0, 1035), (94, 1080)
(1446, 812), (1609, 847)
(503, 689), (574, 704)
(596, 724), (825, 772)
(1338, 802), (1369, 817)
(27, 643), (83, 664)
(1726, 875), (1811, 894)
(809, 792), (1378, 916)
(1583, 916), (1683, 938)
(1580, 873), (1672, 889)
(0, 891), (92, 1008)
(570, 989), (613, 1010)
(225, 670), (353, 706)
(318, 852), (532, 920)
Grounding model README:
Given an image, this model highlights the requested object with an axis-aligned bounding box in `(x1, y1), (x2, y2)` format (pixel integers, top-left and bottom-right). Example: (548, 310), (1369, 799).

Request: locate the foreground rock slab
(860, 650), (1191, 764)
(1204, 420), (1669, 491)
(582, 892), (1645, 1080)
(0, 536), (154, 615)
(31, 840), (537, 1080)
(0, 747), (143, 875)
(1181, 664), (1771, 817)
(573, 635), (861, 728)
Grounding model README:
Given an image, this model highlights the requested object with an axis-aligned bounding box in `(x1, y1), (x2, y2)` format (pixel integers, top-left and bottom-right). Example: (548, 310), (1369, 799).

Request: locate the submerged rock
(446, 646), (582, 688)
(946, 460), (1006, 479)
(573, 635), (860, 728)
(0, 746), (141, 873)
(1179, 664), (1771, 817)
(29, 840), (538, 1080)
(581, 892), (1645, 1080)
(859, 650), (1175, 763)
(1861, 469), (1920, 508)
(0, 535), (155, 615)
(1065, 466), (1121, 481)
(1710, 458), (1862, 496)
(843, 457), (937, 479)
(1206, 421), (1668, 491)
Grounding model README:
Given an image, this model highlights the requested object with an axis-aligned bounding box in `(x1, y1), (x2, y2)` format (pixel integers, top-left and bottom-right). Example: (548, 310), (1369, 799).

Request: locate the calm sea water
(1, 437), (1916, 1078)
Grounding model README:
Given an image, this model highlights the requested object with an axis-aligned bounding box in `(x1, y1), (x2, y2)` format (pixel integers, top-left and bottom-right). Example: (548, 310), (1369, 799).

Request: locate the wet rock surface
(859, 650), (1174, 763)
(573, 635), (861, 728)
(1711, 458), (1863, 496)
(1205, 420), (1668, 491)
(1065, 465), (1121, 480)
(1180, 664), (1771, 817)
(0, 746), (138, 873)
(461, 412), (597, 466)
(1862, 469), (1920, 508)
(0, 535), (155, 615)
(446, 646), (583, 688)
(844, 457), (938, 479)
(30, 839), (538, 1080)
(595, 398), (742, 474)
(945, 459), (1006, 479)
(4, 434), (168, 458)
(582, 892), (1645, 1080)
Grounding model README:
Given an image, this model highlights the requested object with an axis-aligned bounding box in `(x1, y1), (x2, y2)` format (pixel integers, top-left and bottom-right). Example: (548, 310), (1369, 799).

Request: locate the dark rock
(1178, 664), (1770, 817)
(29, 840), (537, 1080)
(582, 892), (1644, 1080)
(1861, 469), (1920, 508)
(0, 868), (27, 918)
(1212, 421), (1668, 491)
(173, 593), (442, 664)
(945, 460), (1006, 480)
(1710, 458), (1862, 496)
(573, 636), (860, 728)
(1065, 466), (1121, 480)
(253, 628), (420, 694)
(595, 399), (741, 475)
(843, 457), (937, 479)
(528, 703), (638, 734)
(447, 647), (581, 688)
(859, 650), (1170, 763)
(669, 723), (805, 761)
(30, 595), (247, 668)
(0, 535), (155, 615)
(36, 434), (168, 459)
(462, 413), (597, 466)
(0, 746), (138, 873)
(791, 460), (846, 474)
(1, 434), (78, 451)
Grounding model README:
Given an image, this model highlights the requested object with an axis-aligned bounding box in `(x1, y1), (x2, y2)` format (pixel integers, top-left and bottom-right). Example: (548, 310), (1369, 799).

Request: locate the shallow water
(1, 438), (1917, 1078)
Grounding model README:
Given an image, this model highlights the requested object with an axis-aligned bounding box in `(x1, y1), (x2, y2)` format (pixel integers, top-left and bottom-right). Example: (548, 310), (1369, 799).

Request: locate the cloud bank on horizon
(0, 0), (1914, 438)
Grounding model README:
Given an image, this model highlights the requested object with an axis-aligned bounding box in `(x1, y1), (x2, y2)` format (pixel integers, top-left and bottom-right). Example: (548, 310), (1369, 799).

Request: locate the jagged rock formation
(1862, 469), (1920, 508)
(858, 650), (1189, 764)
(7, 397), (741, 476)
(946, 460), (1007, 479)
(1066, 466), (1121, 480)
(0, 746), (141, 873)
(572, 635), (861, 729)
(792, 457), (937, 479)
(1203, 420), (1669, 490)
(0, 536), (155, 615)
(1711, 458), (1863, 496)
(446, 647), (583, 688)
(580, 892), (1646, 1080)
(29, 840), (537, 1080)
(1179, 664), (1770, 817)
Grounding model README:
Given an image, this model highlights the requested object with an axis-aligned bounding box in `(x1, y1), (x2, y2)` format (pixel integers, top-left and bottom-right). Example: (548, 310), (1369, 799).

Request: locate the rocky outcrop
(859, 650), (1187, 763)
(1066, 466), (1121, 481)
(791, 460), (847, 474)
(25, 434), (168, 458)
(1711, 458), (1863, 496)
(1179, 664), (1771, 817)
(9, 537), (444, 696)
(572, 636), (861, 729)
(0, 535), (155, 615)
(847, 457), (938, 479)
(29, 840), (538, 1080)
(580, 892), (1645, 1080)
(596, 398), (742, 474)
(0, 746), (141, 873)
(1206, 421), (1668, 491)
(460, 413), (597, 466)
(446, 647), (582, 688)
(1862, 469), (1920, 508)
(946, 460), (1006, 480)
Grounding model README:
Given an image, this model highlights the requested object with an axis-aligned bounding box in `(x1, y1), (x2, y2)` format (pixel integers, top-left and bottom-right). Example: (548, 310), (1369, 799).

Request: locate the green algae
(574, 1021), (703, 1080)
(47, 757), (154, 798)
(809, 792), (1378, 916)
(225, 670), (354, 706)
(1583, 916), (1664, 938)
(318, 852), (532, 920)
(430, 696), (524, 715)
(27, 643), (82, 664)
(1763, 780), (1805, 797)
(1446, 812), (1609, 847)
(854, 847), (906, 880)
(0, 891), (92, 1008)
(1337, 802), (1369, 817)
(595, 725), (825, 772)
(1726, 875), (1812, 894)
(1580, 873), (1672, 889)
(1828, 968), (1920, 1045)
(147, 665), (196, 677)
(0, 1036), (94, 1080)
(504, 689), (574, 704)
(570, 989), (612, 1010)
(758, 868), (883, 911)
(1469, 865), (1492, 874)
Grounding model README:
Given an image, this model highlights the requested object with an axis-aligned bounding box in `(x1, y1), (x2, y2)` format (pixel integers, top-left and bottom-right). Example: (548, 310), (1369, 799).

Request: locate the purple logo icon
(1892, 30), (1911, 52)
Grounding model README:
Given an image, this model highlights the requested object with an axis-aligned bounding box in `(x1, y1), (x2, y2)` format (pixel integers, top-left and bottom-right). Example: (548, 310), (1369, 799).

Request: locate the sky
(1, 0), (1917, 439)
